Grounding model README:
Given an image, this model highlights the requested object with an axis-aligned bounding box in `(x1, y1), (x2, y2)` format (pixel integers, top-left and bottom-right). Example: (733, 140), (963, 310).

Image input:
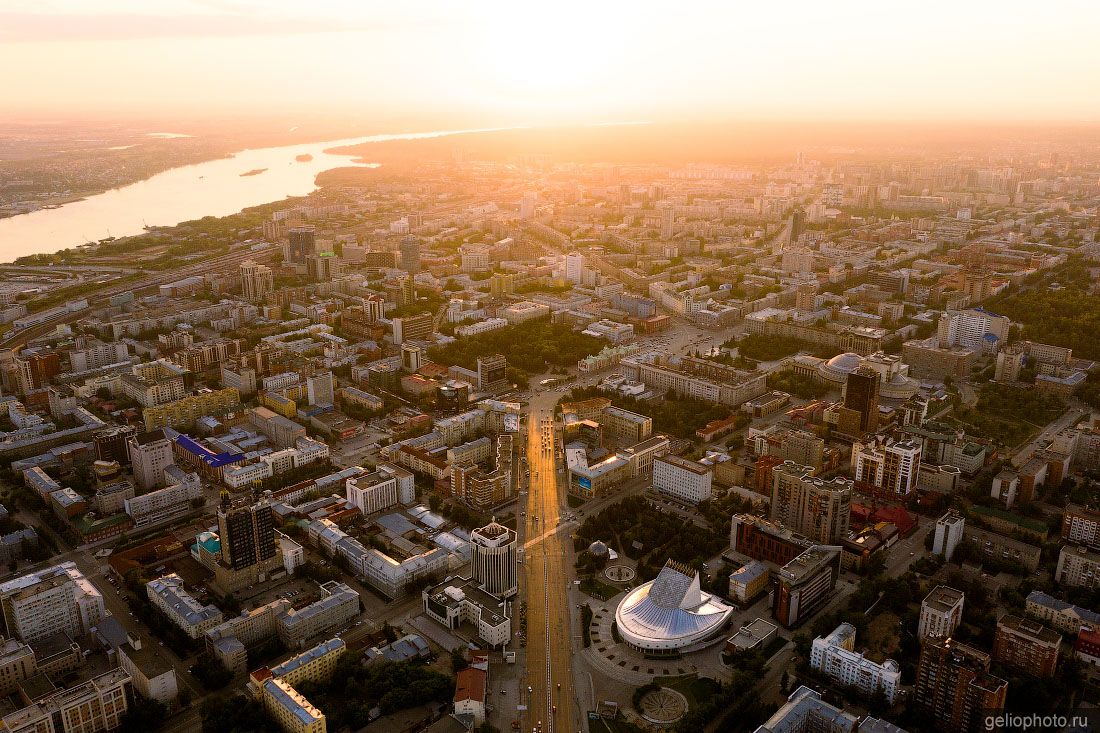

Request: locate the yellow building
(143, 388), (240, 430)
(249, 638), (345, 733)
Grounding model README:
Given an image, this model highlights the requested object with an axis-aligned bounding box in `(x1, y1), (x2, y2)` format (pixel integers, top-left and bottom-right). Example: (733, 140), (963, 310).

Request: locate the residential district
(0, 144), (1099, 733)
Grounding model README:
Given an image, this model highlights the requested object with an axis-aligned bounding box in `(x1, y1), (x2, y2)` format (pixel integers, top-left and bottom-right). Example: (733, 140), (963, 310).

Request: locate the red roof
(454, 667), (487, 703)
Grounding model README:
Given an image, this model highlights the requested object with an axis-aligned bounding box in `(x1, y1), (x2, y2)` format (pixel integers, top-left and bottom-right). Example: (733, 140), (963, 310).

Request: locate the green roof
(971, 505), (1047, 533)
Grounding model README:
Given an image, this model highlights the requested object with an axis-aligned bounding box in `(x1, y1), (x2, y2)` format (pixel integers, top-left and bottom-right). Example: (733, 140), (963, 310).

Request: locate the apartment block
(992, 614), (1060, 678)
(769, 461), (852, 544)
(919, 586), (964, 640)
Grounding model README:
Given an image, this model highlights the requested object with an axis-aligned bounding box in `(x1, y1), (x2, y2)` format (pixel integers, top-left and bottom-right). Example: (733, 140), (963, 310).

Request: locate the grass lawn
(653, 674), (721, 708)
(581, 576), (622, 601)
(568, 494), (588, 509)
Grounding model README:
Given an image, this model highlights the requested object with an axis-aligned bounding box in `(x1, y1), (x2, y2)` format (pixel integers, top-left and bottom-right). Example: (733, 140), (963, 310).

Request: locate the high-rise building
(476, 354), (508, 393)
(653, 455), (713, 504)
(95, 425), (135, 464)
(914, 637), (1007, 732)
(771, 545), (841, 628)
(306, 253), (340, 282)
(401, 344), (423, 373)
(843, 367), (879, 434)
(563, 253), (585, 284)
(392, 312), (433, 345)
(0, 562), (105, 644)
(127, 428), (175, 490)
(933, 510), (965, 561)
(306, 372), (335, 407)
(992, 614), (1060, 678)
(490, 272), (515, 298)
(936, 309), (1011, 352)
(218, 494), (278, 571)
(470, 521), (518, 598)
(240, 260), (274, 301)
(399, 235), (421, 273)
(769, 461), (852, 544)
(519, 191), (537, 220)
(852, 437), (922, 496)
(286, 226), (316, 265)
(919, 585), (964, 639)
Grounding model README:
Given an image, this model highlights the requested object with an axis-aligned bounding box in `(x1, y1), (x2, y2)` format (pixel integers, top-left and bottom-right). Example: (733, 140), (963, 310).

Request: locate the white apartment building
(937, 309), (1011, 352)
(564, 253), (585, 284)
(470, 522), (518, 598)
(69, 340), (129, 373)
(933, 510), (965, 561)
(146, 574), (223, 639)
(919, 585), (965, 639)
(851, 437), (922, 496)
(346, 463), (415, 516)
(810, 623), (900, 703)
(222, 437), (330, 490)
(456, 318), (508, 337)
(1057, 544), (1100, 589)
(0, 562), (105, 644)
(653, 454), (714, 504)
(125, 471), (202, 528)
(128, 428), (176, 490)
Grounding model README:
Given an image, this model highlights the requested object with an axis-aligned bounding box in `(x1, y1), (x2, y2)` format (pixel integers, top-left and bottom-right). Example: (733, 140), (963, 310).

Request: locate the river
(0, 127), (493, 262)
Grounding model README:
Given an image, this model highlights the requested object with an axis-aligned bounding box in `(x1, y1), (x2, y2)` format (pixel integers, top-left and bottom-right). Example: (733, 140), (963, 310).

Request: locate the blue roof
(174, 434), (245, 468)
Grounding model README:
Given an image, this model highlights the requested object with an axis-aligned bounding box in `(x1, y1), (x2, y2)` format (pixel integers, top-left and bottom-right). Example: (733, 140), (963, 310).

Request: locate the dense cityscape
(4, 3), (1100, 733)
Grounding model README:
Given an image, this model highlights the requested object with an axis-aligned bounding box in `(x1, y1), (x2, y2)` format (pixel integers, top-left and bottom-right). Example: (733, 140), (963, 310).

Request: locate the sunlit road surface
(523, 406), (576, 733)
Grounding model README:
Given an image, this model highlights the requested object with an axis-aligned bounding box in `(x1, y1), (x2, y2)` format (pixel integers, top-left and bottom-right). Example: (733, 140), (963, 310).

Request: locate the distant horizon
(4, 0), (1100, 124)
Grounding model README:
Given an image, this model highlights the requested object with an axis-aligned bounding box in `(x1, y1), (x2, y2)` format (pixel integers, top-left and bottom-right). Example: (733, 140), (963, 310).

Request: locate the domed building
(615, 559), (733, 656)
(588, 540), (609, 558)
(815, 351), (919, 400)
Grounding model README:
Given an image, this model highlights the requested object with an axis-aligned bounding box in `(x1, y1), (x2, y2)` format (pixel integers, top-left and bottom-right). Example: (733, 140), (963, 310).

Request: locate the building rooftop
(922, 585), (965, 613)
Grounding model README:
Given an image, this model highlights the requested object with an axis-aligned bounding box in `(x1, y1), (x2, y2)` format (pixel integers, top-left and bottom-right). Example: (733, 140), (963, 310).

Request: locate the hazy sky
(3, 0), (1100, 125)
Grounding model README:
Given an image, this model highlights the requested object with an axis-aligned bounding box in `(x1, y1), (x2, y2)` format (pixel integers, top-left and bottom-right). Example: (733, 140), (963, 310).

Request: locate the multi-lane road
(522, 402), (576, 733)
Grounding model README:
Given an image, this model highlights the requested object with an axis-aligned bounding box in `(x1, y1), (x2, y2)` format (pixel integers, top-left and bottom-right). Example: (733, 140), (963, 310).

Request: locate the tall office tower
(914, 637), (1007, 732)
(95, 425), (135, 464)
(392, 312), (433, 345)
(306, 372), (335, 407)
(660, 207), (675, 239)
(401, 344), (423, 373)
(240, 260), (274, 301)
(769, 461), (852, 544)
(795, 282), (818, 312)
(843, 367), (880, 433)
(127, 428), (175, 490)
(399, 235), (421, 273)
(218, 494), (277, 571)
(519, 191), (537, 220)
(477, 354), (508, 393)
(286, 226), (317, 265)
(852, 437), (923, 497)
(789, 209), (806, 245)
(564, 252), (585, 284)
(490, 272), (515, 298)
(407, 210), (424, 230)
(306, 252), (340, 282)
(15, 351), (61, 394)
(470, 521), (518, 598)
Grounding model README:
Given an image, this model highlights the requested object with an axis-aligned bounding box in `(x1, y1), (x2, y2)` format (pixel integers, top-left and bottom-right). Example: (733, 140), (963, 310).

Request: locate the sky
(2, 0), (1100, 126)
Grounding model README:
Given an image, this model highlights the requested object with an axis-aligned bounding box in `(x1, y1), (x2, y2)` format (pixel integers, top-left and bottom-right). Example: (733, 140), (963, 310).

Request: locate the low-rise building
(146, 573), (223, 639)
(423, 576), (511, 648)
(810, 623), (901, 703)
